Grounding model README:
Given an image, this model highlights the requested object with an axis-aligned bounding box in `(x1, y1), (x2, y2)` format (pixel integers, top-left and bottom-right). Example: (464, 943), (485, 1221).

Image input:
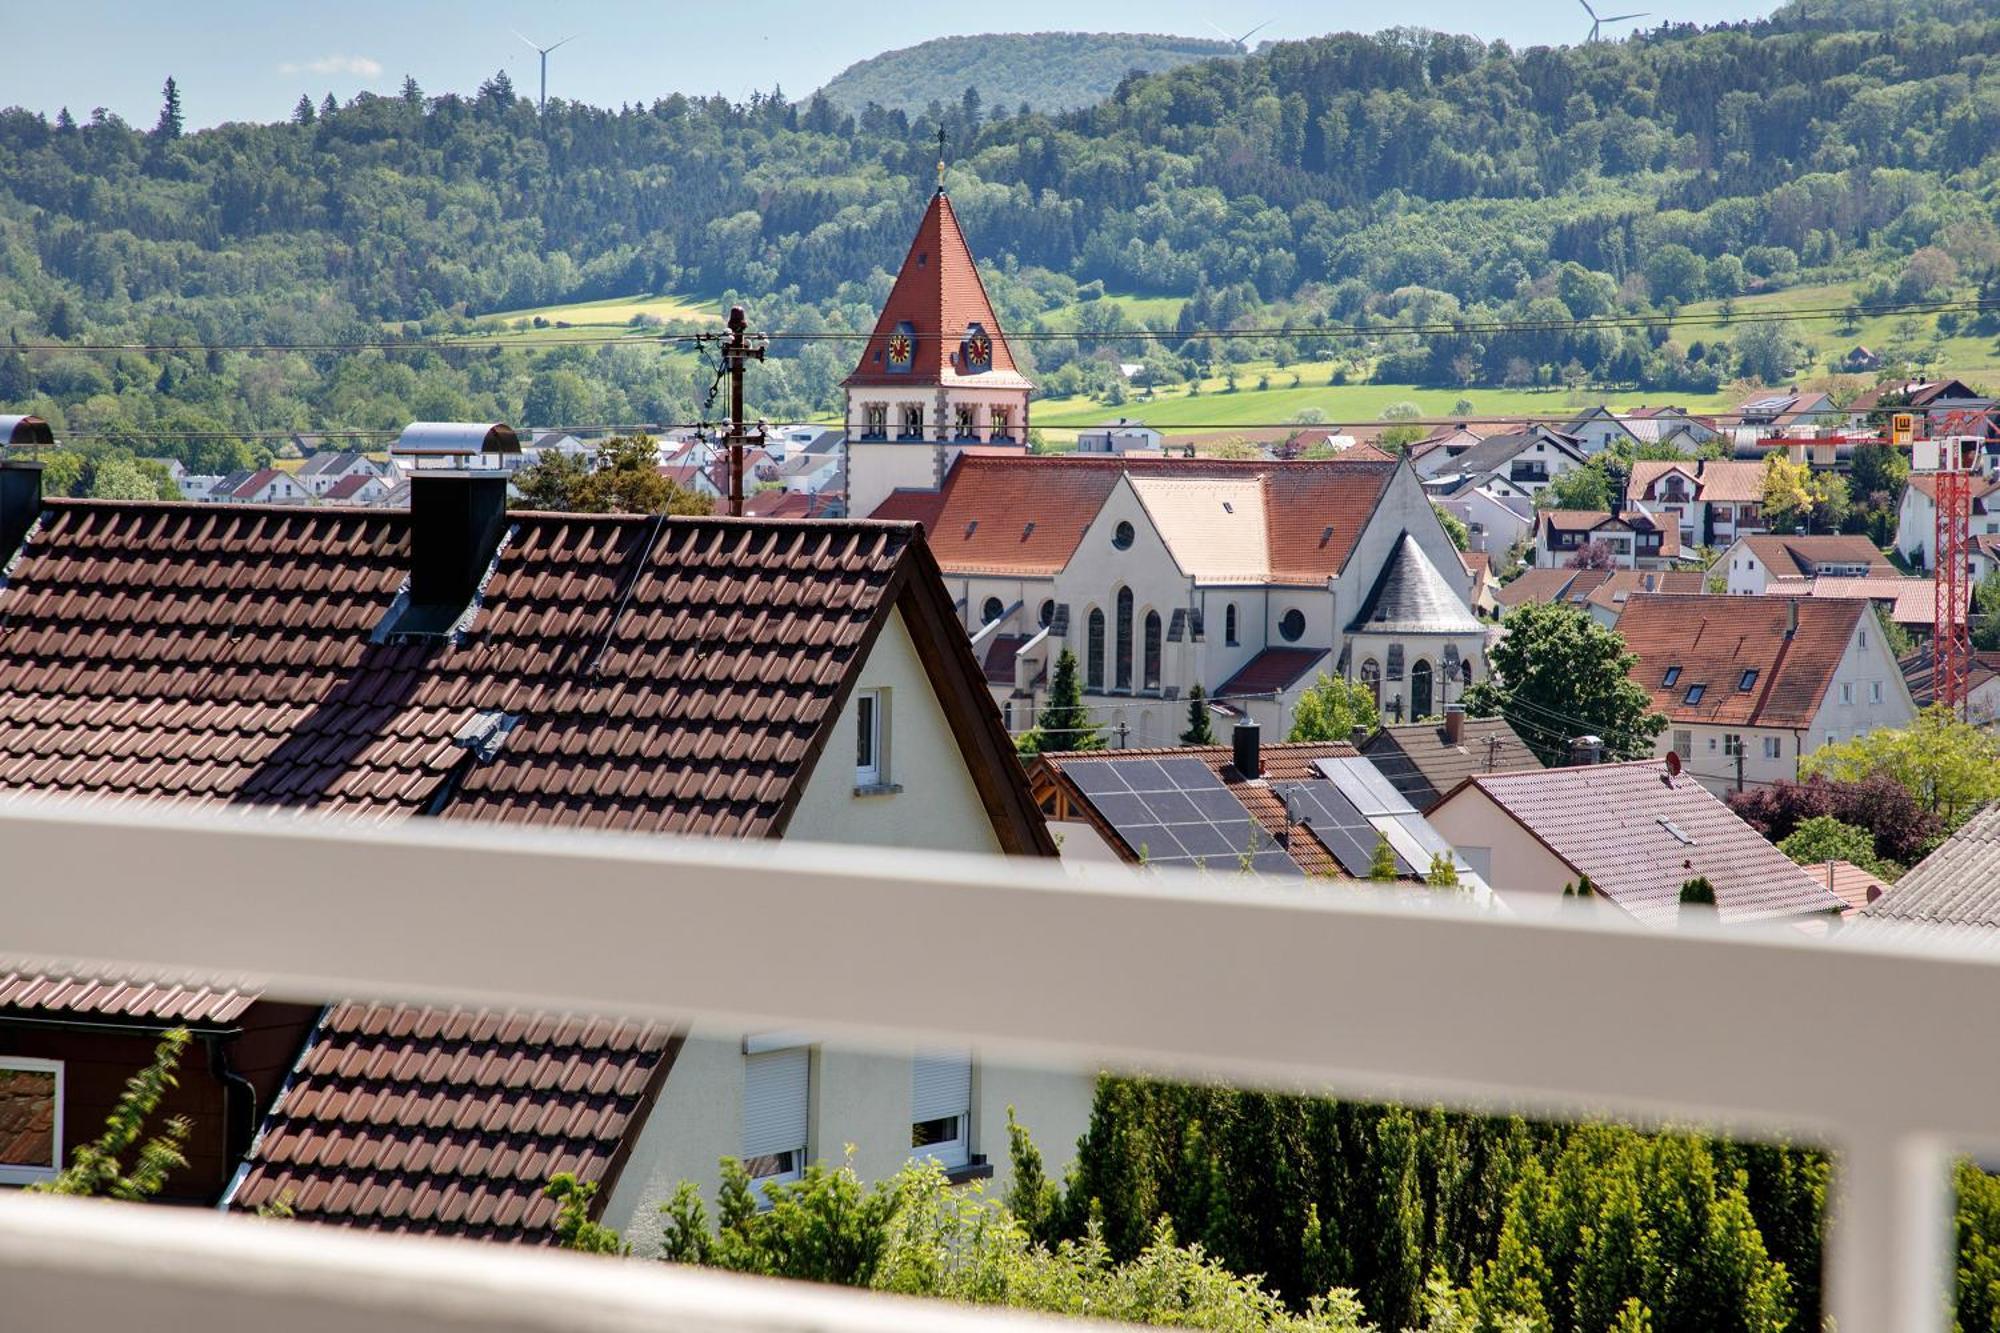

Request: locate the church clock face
(886, 323), (915, 371)
(964, 331), (991, 372)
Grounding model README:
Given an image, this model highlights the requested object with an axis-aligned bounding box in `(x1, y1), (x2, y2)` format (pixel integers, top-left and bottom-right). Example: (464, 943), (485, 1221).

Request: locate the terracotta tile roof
(1492, 567), (1609, 610)
(1805, 575), (1964, 629)
(229, 1005), (679, 1242)
(1861, 801), (2000, 939)
(1907, 472), (2000, 504)
(1217, 647), (1329, 701)
(867, 454), (1398, 582)
(0, 969), (260, 1026)
(844, 191), (1028, 390)
(1541, 509), (1615, 532)
(323, 473), (377, 502)
(1808, 859), (1892, 916)
(1628, 459), (1766, 504)
(1735, 534), (1894, 578)
(1436, 759), (1845, 925)
(1580, 570), (1706, 616)
(1460, 552), (1491, 576)
(1614, 593), (1864, 729)
(1030, 742), (1370, 879)
(1360, 717), (1543, 811)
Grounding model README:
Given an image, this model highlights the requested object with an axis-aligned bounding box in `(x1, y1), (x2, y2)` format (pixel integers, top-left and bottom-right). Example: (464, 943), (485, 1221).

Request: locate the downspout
(218, 1002), (332, 1213)
(205, 1031), (260, 1180)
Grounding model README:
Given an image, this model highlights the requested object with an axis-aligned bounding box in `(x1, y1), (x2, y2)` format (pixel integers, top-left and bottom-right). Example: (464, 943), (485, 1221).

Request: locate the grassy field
(1681, 280), (2000, 387)
(1028, 358), (1741, 434)
(486, 292), (723, 327)
(1033, 291), (1189, 330)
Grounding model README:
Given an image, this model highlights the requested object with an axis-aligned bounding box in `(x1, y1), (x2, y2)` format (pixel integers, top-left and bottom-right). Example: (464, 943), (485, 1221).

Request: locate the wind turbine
(1579, 0), (1648, 42)
(1205, 19), (1273, 54)
(513, 30), (579, 112)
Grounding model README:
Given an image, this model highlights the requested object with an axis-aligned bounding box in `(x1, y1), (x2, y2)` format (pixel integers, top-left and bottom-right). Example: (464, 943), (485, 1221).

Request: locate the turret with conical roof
(844, 186), (1033, 517)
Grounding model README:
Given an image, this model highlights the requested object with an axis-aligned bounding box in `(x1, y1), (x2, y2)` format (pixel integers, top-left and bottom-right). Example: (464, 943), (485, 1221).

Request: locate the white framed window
(742, 1043), (810, 1192)
(911, 1049), (971, 1170)
(1763, 736), (1782, 760)
(1870, 680), (1883, 703)
(1840, 682), (1854, 704)
(1673, 730), (1692, 759)
(0, 1057), (62, 1186)
(1723, 733), (1744, 758)
(855, 689), (885, 787)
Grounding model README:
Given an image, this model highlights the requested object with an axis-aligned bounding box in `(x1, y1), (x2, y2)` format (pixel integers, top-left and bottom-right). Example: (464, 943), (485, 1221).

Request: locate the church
(845, 182), (1487, 744)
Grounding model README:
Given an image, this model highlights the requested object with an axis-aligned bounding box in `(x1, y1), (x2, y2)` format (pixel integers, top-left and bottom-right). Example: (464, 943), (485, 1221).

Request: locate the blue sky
(13, 0), (1771, 130)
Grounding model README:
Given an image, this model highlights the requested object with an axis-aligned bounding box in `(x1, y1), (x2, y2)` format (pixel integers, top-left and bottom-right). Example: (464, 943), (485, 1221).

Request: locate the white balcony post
(1826, 1132), (1953, 1333)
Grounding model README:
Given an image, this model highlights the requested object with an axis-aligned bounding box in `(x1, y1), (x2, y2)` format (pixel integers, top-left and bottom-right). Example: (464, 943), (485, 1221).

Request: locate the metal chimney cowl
(0, 457), (44, 561)
(399, 471), (509, 636)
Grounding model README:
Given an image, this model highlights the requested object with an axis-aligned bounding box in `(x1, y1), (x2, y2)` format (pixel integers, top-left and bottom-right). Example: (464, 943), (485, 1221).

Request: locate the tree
(154, 77), (184, 140)
(319, 92), (338, 121)
(1181, 683), (1217, 745)
(1567, 538), (1618, 571)
(1975, 570), (2000, 652)
(291, 94), (315, 125)
(1540, 464), (1611, 512)
(1426, 852), (1460, 889)
(1463, 601), (1665, 765)
(1679, 876), (1716, 905)
(87, 455), (171, 500)
(1288, 672), (1379, 743)
(1433, 504), (1469, 552)
(31, 1028), (192, 1199)
(545, 1173), (628, 1254)
(1778, 815), (1886, 877)
(1734, 321), (1799, 384)
(513, 436), (713, 516)
(1369, 831), (1398, 881)
(1759, 455), (1849, 534)
(1019, 648), (1104, 754)
(1645, 245), (1707, 305)
(400, 75), (424, 107)
(1727, 772), (1942, 869)
(1803, 705), (2000, 831)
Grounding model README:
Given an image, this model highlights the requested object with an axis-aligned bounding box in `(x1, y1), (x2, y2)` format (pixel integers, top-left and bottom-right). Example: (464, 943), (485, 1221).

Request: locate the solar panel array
(1065, 757), (1301, 876)
(1277, 779), (1415, 878)
(1317, 757), (1473, 884)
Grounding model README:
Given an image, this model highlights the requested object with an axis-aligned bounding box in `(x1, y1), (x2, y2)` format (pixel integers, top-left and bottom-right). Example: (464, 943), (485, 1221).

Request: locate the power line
(4, 295), (1992, 356)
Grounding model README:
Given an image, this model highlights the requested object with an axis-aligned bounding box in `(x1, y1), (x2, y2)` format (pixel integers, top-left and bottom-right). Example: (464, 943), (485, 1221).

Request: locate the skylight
(1739, 669), (1758, 691)
(1663, 666), (1681, 687)
(1684, 684), (1706, 705)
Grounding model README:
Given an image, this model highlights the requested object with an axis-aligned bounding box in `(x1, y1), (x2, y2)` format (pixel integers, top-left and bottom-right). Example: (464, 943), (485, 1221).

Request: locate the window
(1359, 658), (1381, 698)
(1763, 736), (1782, 760)
(1143, 610), (1163, 690)
(990, 407), (1012, 441)
(1870, 680), (1883, 703)
(1861, 629), (1869, 649)
(1739, 669), (1758, 692)
(743, 1044), (810, 1191)
(1115, 588), (1135, 690)
(899, 405), (925, 440)
(1224, 603), (1238, 646)
(954, 405), (978, 440)
(1386, 644), (1404, 681)
(1038, 599), (1055, 629)
(861, 404), (887, 441)
(0, 1059), (61, 1185)
(1662, 666), (1681, 688)
(981, 596), (1004, 625)
(1673, 729), (1692, 759)
(1278, 608), (1306, 642)
(1723, 733), (1743, 758)
(1840, 682), (1854, 704)
(1086, 609), (1106, 689)
(1684, 684), (1706, 705)
(1112, 521), (1135, 550)
(911, 1050), (972, 1170)
(855, 689), (884, 787)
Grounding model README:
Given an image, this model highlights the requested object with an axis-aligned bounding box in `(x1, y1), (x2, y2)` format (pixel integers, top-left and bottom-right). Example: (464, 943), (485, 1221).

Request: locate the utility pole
(722, 304), (766, 517)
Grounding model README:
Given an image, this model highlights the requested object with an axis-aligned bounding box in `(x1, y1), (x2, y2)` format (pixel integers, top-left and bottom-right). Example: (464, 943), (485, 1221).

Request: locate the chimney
(0, 457), (44, 560)
(1443, 702), (1465, 745)
(1349, 723), (1370, 748)
(1232, 718), (1261, 780)
(391, 423), (520, 636)
(1568, 735), (1604, 766)
(1785, 599), (1799, 639)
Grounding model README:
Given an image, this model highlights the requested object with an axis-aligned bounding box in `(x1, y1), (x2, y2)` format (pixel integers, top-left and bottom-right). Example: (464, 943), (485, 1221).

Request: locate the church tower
(844, 177), (1032, 517)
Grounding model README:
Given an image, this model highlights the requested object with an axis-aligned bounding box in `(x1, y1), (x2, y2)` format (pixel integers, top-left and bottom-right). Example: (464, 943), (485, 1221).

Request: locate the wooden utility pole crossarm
(723, 304), (765, 517)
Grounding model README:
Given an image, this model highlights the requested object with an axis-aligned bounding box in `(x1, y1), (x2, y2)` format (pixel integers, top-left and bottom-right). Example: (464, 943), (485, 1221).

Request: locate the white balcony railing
(3, 797), (1996, 1331)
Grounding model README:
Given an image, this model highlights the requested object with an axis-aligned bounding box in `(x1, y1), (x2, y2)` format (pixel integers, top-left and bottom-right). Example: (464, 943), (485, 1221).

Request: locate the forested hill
(816, 33), (1237, 116)
(3, 3), (2000, 473)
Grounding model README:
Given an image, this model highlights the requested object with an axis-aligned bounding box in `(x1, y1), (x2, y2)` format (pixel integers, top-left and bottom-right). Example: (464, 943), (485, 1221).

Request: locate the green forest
(2, 0), (2000, 485)
(816, 32), (1238, 116)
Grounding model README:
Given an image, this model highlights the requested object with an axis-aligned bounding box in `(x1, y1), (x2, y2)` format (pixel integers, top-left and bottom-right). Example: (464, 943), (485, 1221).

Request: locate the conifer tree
(1181, 683), (1216, 745)
(292, 94), (315, 125)
(1020, 648), (1103, 754)
(1369, 831), (1398, 881)
(154, 77), (183, 140)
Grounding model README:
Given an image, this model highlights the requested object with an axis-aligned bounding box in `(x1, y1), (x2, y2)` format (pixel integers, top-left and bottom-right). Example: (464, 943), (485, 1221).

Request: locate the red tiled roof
(1540, 509), (1615, 532)
(982, 633), (1033, 686)
(0, 969), (260, 1025)
(1805, 575), (1963, 629)
(1907, 472), (2000, 503)
(845, 191), (1026, 389)
(740, 490), (818, 519)
(323, 473), (377, 502)
(1216, 647), (1329, 700)
(870, 454), (1398, 581)
(233, 467), (287, 498)
(1435, 759), (1845, 925)
(1579, 569), (1705, 615)
(229, 1005), (679, 1243)
(1492, 568), (1609, 609)
(1734, 534), (1894, 579)
(1615, 593), (1865, 729)
(1628, 459), (1766, 504)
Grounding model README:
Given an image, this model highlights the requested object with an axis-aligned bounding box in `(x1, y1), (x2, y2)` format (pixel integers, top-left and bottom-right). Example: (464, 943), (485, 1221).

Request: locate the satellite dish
(1664, 751), (1682, 778)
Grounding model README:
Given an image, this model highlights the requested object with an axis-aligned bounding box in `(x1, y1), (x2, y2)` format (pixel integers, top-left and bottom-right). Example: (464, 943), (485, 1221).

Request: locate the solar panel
(1070, 758), (1302, 877)
(1316, 757), (1418, 818)
(1279, 780), (1414, 878)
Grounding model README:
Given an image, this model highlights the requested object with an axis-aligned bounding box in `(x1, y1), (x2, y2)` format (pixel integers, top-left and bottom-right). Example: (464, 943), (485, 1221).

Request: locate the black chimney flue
(1232, 718), (1261, 780)
(400, 472), (509, 635)
(0, 458), (44, 560)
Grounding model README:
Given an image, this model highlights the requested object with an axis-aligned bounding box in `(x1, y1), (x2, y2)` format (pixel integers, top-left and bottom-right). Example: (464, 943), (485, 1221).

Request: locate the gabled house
(0, 457), (1087, 1246)
(214, 467), (308, 505)
(1076, 420), (1165, 455)
(1435, 426), (1587, 497)
(1359, 708), (1542, 811)
(872, 452), (1485, 742)
(1627, 459), (1769, 549)
(1430, 474), (1536, 557)
(1563, 407), (1643, 455)
(1732, 390), (1838, 440)
(1614, 593), (1917, 794)
(1896, 472), (2000, 571)
(319, 471), (389, 506)
(1425, 758), (1846, 926)
(1488, 567), (1703, 627)
(1407, 422), (1507, 479)
(1714, 534), (1896, 594)
(1532, 509), (1681, 570)
(1846, 379), (1990, 431)
(294, 450), (390, 497)
(1903, 648), (2000, 726)
(1859, 800), (2000, 941)
(1623, 405), (1721, 451)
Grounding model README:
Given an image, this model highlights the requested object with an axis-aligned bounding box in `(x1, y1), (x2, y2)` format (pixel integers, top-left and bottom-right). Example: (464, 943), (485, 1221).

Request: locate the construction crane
(1912, 408), (1994, 714)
